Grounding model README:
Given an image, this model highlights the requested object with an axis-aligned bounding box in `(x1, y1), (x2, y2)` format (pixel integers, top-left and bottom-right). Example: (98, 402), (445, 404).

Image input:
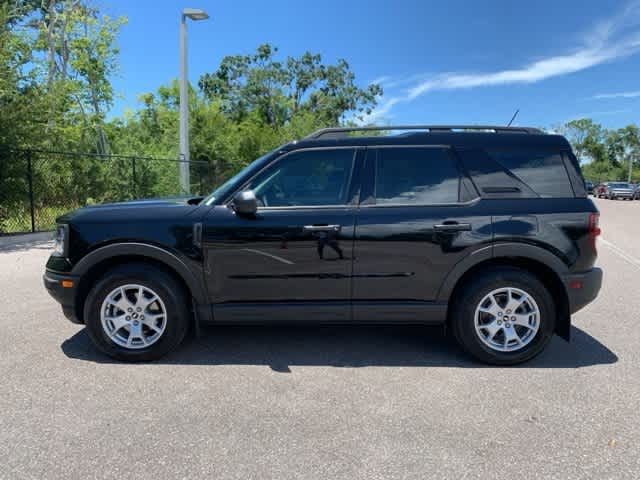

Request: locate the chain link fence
(0, 147), (213, 234)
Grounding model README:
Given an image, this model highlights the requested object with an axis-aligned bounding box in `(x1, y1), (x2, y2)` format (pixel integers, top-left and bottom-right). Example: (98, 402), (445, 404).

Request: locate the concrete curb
(0, 231), (53, 248)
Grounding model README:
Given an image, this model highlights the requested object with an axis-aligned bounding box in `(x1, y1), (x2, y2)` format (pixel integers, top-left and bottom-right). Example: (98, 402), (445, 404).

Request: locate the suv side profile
(44, 125), (602, 365)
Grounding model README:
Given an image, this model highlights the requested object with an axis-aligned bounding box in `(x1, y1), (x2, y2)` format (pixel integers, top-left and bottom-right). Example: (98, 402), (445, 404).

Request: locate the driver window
(246, 149), (355, 207)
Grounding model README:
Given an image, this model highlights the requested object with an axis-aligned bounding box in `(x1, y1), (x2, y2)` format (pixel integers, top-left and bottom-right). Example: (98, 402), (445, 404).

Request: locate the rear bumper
(564, 268), (602, 314)
(43, 270), (82, 324)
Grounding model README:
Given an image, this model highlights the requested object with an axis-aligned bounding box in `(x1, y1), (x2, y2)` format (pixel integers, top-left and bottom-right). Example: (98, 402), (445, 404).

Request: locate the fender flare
(72, 242), (211, 322)
(436, 245), (493, 303)
(492, 242), (569, 275)
(436, 242), (569, 303)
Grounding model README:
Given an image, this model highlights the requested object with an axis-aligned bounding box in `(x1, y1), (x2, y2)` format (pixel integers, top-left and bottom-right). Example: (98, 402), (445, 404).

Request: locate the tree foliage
(198, 44), (382, 127)
(558, 119), (640, 183)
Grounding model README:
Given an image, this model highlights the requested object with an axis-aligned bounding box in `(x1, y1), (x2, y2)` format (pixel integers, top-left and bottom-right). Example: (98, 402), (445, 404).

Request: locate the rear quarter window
(487, 149), (574, 198)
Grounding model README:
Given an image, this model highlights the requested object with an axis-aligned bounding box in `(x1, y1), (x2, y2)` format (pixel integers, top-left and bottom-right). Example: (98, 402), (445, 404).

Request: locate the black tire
(450, 267), (556, 365)
(83, 263), (190, 362)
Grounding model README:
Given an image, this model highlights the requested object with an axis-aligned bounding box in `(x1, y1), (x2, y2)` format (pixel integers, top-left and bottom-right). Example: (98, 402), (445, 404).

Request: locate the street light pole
(179, 8), (209, 195)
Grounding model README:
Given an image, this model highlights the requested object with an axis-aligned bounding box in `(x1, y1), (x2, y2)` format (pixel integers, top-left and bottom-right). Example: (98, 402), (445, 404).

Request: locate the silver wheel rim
(100, 284), (167, 349)
(474, 287), (540, 353)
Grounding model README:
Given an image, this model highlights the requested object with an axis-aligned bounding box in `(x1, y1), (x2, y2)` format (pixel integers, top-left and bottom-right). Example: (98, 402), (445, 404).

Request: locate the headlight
(53, 224), (69, 256)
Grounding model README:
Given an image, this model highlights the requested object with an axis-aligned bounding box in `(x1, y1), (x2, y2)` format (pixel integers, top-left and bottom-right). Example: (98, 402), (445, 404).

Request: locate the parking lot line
(600, 237), (640, 270)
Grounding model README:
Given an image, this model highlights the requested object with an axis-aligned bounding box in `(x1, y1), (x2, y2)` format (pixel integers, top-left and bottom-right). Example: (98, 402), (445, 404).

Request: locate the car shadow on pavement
(61, 324), (617, 370)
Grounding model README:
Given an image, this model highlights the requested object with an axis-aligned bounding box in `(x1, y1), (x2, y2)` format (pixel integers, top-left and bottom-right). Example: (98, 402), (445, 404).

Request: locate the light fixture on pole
(179, 8), (209, 195)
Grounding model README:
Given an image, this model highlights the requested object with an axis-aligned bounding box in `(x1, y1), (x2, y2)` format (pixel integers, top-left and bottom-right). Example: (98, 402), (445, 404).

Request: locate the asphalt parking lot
(1, 197), (639, 480)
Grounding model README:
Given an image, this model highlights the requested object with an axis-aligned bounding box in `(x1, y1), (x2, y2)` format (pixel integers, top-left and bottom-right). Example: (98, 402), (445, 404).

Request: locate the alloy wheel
(100, 284), (167, 349)
(474, 287), (540, 352)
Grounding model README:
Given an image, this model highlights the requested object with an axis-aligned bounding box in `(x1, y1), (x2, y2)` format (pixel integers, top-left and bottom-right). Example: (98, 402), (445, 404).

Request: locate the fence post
(26, 150), (35, 233)
(131, 157), (136, 198)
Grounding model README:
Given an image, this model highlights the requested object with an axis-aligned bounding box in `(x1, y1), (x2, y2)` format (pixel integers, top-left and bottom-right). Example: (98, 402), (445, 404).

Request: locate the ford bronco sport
(44, 125), (602, 365)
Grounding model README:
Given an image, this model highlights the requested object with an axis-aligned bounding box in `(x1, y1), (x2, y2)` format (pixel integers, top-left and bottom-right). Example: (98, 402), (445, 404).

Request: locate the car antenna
(507, 109), (520, 127)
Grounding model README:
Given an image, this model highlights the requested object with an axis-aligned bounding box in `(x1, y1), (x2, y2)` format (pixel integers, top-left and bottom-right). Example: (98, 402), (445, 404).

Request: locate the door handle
(303, 224), (341, 232)
(433, 223), (472, 232)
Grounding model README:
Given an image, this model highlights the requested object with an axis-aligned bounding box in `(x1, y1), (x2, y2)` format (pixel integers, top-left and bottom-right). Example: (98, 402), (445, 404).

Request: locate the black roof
(285, 125), (571, 151)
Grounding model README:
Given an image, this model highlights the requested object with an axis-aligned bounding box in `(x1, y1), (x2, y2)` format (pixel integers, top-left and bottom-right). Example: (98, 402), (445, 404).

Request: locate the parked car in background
(603, 182), (635, 200)
(585, 180), (594, 193)
(44, 125), (602, 366)
(594, 183), (608, 197)
(633, 184), (640, 200)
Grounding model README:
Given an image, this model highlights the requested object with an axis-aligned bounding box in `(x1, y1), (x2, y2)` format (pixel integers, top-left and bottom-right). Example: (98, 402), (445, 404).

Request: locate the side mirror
(232, 190), (258, 217)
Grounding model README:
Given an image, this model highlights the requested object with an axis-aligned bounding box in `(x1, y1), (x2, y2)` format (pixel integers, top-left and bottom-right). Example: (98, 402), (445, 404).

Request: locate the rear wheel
(451, 267), (556, 365)
(84, 263), (190, 362)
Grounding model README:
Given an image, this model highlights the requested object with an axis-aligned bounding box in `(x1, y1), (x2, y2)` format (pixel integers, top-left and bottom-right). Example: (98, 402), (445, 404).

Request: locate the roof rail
(304, 125), (543, 139)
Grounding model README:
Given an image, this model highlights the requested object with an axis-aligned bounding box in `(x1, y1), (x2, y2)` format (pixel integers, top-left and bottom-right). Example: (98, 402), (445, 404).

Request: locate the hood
(88, 195), (203, 208)
(56, 196), (205, 224)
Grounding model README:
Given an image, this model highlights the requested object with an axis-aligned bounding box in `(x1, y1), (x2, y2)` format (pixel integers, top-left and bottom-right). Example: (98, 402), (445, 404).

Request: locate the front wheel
(451, 267), (556, 365)
(84, 263), (190, 362)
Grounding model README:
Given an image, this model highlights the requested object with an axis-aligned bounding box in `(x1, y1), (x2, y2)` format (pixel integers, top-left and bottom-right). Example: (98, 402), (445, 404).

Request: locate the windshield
(610, 182), (630, 188)
(203, 146), (285, 205)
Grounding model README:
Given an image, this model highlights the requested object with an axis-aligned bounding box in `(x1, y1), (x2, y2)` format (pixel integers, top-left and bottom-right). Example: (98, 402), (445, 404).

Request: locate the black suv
(44, 125), (602, 365)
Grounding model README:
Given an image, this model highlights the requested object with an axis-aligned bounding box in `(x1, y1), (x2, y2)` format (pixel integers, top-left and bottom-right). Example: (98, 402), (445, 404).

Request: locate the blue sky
(104, 0), (640, 129)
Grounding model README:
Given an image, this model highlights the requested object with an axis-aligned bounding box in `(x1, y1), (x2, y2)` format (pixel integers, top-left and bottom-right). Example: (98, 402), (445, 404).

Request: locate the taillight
(588, 212), (601, 236)
(588, 212), (600, 254)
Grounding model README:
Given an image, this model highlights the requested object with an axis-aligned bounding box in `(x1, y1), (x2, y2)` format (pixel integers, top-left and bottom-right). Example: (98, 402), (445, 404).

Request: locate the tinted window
(564, 152), (586, 197)
(488, 149), (573, 198)
(375, 148), (460, 205)
(457, 147), (537, 199)
(246, 149), (354, 207)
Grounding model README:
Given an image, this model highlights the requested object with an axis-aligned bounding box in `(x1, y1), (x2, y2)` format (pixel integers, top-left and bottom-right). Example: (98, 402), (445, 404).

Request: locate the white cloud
(370, 76), (391, 86)
(592, 90), (640, 99)
(406, 43), (640, 99)
(359, 97), (400, 124)
(365, 1), (640, 122)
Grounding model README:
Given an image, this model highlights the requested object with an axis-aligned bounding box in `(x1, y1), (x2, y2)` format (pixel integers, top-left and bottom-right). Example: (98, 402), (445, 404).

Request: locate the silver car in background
(604, 182), (635, 200)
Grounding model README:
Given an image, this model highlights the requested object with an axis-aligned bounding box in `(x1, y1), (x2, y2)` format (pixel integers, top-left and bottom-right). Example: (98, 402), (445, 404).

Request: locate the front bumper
(43, 270), (82, 324)
(610, 191), (634, 198)
(564, 267), (603, 314)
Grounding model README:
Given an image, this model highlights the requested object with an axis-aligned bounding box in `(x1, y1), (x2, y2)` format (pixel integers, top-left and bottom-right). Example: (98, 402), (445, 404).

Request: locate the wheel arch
(438, 243), (571, 341)
(71, 243), (210, 326)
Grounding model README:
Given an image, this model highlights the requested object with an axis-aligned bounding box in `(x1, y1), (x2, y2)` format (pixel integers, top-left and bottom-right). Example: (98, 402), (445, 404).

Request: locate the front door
(203, 147), (361, 322)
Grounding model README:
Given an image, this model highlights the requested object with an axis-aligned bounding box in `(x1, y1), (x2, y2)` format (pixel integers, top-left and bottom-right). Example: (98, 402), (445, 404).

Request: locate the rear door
(352, 145), (492, 321)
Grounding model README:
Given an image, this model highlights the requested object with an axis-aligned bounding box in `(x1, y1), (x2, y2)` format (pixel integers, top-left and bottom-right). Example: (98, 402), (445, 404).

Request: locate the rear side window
(374, 147), (460, 205)
(488, 149), (573, 198)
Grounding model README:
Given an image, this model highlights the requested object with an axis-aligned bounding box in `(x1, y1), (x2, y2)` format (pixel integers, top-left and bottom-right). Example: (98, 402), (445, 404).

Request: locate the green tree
(566, 120), (640, 183)
(616, 125), (640, 182)
(198, 43), (382, 127)
(561, 118), (606, 163)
